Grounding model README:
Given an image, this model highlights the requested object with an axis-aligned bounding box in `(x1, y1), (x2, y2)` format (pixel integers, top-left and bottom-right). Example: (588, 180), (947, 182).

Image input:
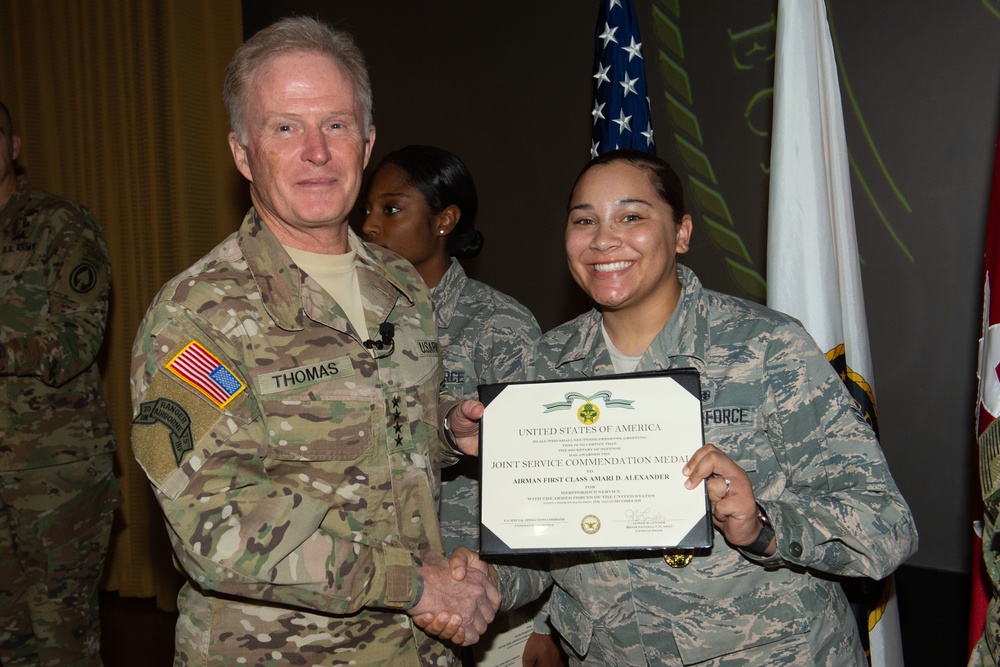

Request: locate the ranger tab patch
(167, 340), (246, 408)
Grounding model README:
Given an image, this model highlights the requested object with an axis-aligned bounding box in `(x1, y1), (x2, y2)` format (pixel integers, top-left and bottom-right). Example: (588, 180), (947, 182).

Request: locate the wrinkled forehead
(248, 50), (358, 107)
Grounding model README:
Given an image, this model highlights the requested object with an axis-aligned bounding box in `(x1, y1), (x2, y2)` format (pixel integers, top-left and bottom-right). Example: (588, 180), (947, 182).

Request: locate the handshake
(406, 547), (499, 646)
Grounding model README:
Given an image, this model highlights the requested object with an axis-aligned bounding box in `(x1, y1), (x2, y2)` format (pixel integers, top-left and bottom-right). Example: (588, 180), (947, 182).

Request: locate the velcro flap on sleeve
(383, 546), (417, 608)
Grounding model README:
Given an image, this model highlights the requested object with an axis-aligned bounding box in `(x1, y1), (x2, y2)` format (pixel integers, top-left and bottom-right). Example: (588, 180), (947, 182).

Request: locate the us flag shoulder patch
(166, 340), (246, 408)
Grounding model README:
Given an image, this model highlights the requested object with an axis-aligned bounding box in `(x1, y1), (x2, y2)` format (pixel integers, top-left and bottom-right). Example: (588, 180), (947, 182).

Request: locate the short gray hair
(223, 16), (373, 145)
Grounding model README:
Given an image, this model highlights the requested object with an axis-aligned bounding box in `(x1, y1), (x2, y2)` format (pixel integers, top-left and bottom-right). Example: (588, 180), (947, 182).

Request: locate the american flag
(167, 340), (246, 408)
(591, 0), (655, 157)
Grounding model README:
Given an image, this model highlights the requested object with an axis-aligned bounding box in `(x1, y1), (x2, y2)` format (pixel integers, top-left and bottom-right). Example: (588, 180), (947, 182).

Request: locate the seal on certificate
(578, 401), (600, 424)
(581, 514), (601, 534)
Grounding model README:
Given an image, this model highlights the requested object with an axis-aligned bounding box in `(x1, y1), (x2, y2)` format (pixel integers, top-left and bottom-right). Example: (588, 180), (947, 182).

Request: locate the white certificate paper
(479, 370), (710, 555)
(471, 607), (535, 667)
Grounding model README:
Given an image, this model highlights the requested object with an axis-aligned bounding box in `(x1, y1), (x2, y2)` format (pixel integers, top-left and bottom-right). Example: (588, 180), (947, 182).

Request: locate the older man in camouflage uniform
(0, 100), (120, 666)
(488, 262), (917, 666)
(130, 17), (497, 667)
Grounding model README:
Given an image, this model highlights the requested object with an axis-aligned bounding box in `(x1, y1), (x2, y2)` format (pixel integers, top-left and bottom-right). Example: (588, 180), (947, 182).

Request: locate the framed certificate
(478, 369), (710, 555)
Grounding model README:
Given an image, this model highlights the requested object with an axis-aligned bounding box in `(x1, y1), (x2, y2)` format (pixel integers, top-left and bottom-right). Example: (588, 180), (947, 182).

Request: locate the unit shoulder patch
(131, 371), (241, 499)
(55, 240), (107, 302)
(132, 397), (194, 464)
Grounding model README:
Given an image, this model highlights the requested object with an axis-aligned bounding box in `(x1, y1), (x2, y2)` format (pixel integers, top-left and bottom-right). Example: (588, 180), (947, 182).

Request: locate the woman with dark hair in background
(363, 145), (563, 665)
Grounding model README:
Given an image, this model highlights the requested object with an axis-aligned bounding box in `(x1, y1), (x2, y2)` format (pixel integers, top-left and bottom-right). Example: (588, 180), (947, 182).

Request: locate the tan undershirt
(285, 244), (368, 342)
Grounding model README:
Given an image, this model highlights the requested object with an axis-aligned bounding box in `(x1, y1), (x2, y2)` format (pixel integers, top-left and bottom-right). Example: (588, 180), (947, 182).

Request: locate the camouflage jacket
(433, 258), (540, 552)
(130, 210), (453, 666)
(0, 176), (117, 470)
(498, 264), (917, 666)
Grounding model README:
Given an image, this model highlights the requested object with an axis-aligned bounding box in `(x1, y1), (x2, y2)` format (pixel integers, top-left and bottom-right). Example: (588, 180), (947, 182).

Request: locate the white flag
(766, 0), (903, 665)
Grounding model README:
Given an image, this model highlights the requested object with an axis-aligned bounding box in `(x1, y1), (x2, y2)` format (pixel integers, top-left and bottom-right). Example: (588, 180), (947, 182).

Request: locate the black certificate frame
(477, 368), (711, 556)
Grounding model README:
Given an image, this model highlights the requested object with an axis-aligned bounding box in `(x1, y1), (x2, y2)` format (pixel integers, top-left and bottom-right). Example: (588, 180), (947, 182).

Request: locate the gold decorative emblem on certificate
(581, 514), (601, 534)
(578, 402), (600, 424)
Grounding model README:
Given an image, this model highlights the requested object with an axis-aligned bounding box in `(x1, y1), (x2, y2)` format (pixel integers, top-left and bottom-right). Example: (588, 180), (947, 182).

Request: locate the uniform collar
(643, 264), (710, 370)
(552, 264), (709, 375)
(553, 309), (611, 376)
(238, 208), (413, 334)
(430, 258), (466, 329)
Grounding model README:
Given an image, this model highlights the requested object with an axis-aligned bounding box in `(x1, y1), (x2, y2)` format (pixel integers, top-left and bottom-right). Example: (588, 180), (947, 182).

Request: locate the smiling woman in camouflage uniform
(431, 149), (918, 666)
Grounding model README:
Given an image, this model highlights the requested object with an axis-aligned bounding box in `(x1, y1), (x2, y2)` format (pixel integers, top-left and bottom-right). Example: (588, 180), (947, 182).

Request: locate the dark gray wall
(242, 1), (1000, 573)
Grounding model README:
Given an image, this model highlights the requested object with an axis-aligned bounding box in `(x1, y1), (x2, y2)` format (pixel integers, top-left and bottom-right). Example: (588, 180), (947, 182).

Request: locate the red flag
(973, 120), (1000, 657)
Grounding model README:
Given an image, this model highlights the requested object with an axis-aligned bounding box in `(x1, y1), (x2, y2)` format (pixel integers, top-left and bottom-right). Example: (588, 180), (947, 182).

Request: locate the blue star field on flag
(591, 0), (655, 157)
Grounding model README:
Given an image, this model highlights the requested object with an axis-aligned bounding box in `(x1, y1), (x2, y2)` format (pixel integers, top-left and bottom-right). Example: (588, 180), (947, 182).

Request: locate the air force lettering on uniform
(443, 369), (466, 385)
(259, 356), (355, 394)
(702, 406), (754, 426)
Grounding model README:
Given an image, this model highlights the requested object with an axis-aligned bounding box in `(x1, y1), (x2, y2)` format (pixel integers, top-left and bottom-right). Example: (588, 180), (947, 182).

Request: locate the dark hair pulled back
(571, 148), (688, 223)
(378, 144), (484, 259)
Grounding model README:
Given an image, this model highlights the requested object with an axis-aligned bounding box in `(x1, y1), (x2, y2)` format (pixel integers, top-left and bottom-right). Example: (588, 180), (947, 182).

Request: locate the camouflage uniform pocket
(262, 397), (375, 461)
(704, 420), (761, 473)
(670, 586), (813, 664)
(547, 586), (595, 660)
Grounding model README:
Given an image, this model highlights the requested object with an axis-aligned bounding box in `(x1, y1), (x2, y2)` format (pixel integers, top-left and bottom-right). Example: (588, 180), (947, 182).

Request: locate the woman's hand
(683, 443), (772, 554)
(522, 631), (567, 667)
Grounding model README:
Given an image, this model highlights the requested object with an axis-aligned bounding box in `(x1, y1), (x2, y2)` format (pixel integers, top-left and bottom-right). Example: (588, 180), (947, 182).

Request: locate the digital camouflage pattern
(130, 211), (456, 666)
(497, 265), (917, 666)
(0, 456), (118, 666)
(972, 506), (1000, 667)
(0, 176), (117, 469)
(433, 258), (540, 553)
(0, 175), (120, 665)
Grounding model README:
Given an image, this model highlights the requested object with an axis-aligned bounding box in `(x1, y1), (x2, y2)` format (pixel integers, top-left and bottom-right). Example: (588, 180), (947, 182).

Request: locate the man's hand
(408, 550), (499, 645)
(447, 400), (485, 456)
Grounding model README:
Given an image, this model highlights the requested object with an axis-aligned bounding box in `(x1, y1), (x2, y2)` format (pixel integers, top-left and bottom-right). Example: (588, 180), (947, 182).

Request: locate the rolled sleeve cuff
(750, 501), (808, 567)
